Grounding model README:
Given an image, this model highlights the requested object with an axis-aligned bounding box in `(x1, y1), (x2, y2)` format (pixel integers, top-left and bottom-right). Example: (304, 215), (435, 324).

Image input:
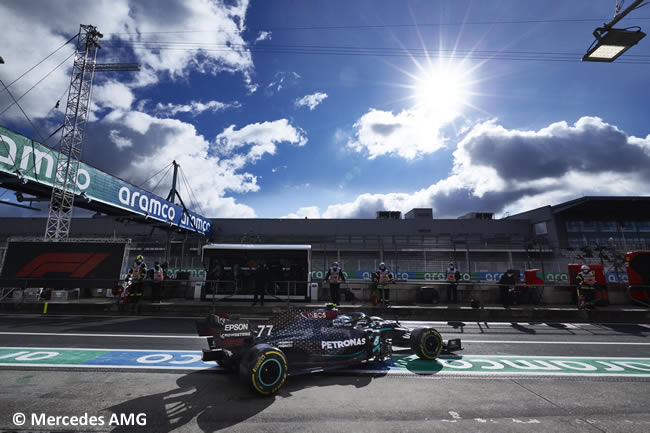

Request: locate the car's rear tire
(239, 344), (288, 395)
(410, 327), (443, 360)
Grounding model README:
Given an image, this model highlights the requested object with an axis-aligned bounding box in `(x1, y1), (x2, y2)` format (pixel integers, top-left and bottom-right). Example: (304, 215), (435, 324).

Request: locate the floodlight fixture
(0, 56), (4, 64)
(583, 0), (647, 62)
(583, 28), (646, 62)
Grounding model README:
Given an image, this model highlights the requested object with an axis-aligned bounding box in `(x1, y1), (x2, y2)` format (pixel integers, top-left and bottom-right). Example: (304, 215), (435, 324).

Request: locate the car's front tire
(239, 344), (288, 395)
(410, 327), (443, 360)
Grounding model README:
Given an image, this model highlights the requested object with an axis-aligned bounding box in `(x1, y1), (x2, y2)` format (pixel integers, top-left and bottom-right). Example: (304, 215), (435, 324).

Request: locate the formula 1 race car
(196, 308), (462, 395)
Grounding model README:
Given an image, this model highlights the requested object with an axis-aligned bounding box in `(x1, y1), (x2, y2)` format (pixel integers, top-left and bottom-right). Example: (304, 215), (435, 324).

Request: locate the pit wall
(322, 281), (630, 305)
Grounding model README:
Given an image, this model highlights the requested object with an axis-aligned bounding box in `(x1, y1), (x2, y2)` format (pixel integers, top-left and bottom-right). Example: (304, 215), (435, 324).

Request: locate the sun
(411, 64), (473, 120)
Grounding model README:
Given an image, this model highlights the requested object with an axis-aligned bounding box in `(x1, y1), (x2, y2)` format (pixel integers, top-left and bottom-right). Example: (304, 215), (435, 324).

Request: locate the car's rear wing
(196, 313), (254, 337)
(196, 313), (231, 336)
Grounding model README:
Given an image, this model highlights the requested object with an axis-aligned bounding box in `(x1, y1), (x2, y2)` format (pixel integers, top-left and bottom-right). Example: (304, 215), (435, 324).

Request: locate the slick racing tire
(239, 344), (288, 396)
(410, 327), (443, 360)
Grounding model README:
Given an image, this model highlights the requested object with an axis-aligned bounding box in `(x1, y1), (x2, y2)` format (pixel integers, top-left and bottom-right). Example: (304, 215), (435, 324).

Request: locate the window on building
(534, 221), (548, 236)
(622, 221), (637, 232)
(350, 236), (363, 244)
(637, 221), (650, 233)
(422, 236), (436, 246)
(581, 221), (597, 232)
(365, 236), (379, 246)
(566, 221), (581, 232)
(598, 221), (617, 232)
(468, 233), (482, 247)
(335, 236), (348, 244)
(568, 235), (584, 247)
(381, 236), (393, 245)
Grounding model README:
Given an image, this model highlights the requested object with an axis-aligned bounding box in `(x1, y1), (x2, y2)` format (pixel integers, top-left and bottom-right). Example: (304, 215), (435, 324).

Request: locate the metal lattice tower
(44, 25), (102, 241)
(44, 25), (139, 241)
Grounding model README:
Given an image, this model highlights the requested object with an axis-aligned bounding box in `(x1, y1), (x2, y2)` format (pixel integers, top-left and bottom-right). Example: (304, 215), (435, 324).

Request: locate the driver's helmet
(331, 262), (338, 270)
(448, 262), (455, 269)
(135, 255), (144, 265)
(507, 269), (513, 276)
(379, 262), (386, 271)
(581, 265), (590, 273)
(154, 261), (161, 270)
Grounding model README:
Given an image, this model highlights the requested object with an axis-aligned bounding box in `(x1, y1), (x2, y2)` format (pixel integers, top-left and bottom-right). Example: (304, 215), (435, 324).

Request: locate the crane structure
(44, 24), (139, 241)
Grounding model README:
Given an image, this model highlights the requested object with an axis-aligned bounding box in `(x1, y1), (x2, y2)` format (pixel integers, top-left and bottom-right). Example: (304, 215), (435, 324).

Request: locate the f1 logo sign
(16, 253), (110, 278)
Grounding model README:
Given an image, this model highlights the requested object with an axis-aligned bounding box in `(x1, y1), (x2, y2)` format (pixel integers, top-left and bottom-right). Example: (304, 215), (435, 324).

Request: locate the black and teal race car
(196, 308), (461, 395)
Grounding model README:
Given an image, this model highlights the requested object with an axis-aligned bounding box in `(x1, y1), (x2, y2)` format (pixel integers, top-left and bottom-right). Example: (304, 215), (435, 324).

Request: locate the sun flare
(412, 65), (473, 120)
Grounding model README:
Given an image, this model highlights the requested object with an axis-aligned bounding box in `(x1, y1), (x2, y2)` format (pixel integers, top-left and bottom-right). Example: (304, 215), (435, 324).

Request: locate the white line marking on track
(0, 346), (206, 352)
(460, 340), (650, 345)
(0, 332), (202, 339)
(0, 314), (269, 320)
(0, 363), (208, 370)
(338, 369), (650, 378)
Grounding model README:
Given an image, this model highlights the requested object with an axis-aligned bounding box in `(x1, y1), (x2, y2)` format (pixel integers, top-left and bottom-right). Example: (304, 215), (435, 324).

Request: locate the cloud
(108, 129), (133, 150)
(347, 107), (452, 160)
(290, 117), (650, 218)
(457, 116), (650, 182)
(93, 81), (135, 113)
(83, 115), (307, 217)
(271, 165), (287, 173)
(283, 206), (321, 219)
(94, 112), (260, 217)
(0, 0), (255, 123)
(266, 71), (301, 94)
(254, 31), (271, 43)
(216, 119), (307, 163)
(295, 92), (328, 110)
(154, 100), (241, 117)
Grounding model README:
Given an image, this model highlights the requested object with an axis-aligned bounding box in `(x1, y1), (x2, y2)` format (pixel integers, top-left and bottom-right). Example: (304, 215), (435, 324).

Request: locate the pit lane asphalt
(0, 314), (648, 357)
(1, 314), (650, 432)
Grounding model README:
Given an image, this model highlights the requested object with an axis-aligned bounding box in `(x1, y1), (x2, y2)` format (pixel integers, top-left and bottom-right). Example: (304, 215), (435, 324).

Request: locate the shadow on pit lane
(105, 370), (375, 432)
(391, 349), (462, 375)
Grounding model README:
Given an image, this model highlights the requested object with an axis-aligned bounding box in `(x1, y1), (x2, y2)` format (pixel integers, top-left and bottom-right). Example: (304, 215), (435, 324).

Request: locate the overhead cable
(0, 32), (78, 95)
(0, 51), (75, 117)
(179, 165), (205, 216)
(102, 41), (650, 63)
(142, 162), (173, 189)
(104, 17), (650, 34)
(0, 78), (48, 145)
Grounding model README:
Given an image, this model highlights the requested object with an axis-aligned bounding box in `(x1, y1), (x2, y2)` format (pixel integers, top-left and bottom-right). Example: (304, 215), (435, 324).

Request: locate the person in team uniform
(150, 261), (164, 303)
(498, 269), (517, 308)
(324, 262), (346, 306)
(126, 254), (147, 303)
(446, 262), (461, 303)
(372, 262), (394, 305)
(575, 265), (597, 310)
(252, 262), (270, 306)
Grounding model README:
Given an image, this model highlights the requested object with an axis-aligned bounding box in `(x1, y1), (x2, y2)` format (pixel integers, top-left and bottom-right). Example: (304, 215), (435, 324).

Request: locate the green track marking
(0, 348), (109, 365)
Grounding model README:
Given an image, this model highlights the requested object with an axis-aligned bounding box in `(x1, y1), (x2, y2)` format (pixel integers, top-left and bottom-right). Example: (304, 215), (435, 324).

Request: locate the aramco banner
(0, 126), (211, 236)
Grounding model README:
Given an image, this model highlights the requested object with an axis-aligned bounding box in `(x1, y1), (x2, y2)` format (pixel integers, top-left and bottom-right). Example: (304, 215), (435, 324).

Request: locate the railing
(203, 279), (309, 304)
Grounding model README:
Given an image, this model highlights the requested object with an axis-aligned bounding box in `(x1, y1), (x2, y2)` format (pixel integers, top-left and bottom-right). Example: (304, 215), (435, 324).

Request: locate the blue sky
(1, 0), (650, 219)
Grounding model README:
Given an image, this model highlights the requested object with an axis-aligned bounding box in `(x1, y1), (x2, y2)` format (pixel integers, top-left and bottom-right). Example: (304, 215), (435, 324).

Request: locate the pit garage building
(0, 196), (649, 283)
